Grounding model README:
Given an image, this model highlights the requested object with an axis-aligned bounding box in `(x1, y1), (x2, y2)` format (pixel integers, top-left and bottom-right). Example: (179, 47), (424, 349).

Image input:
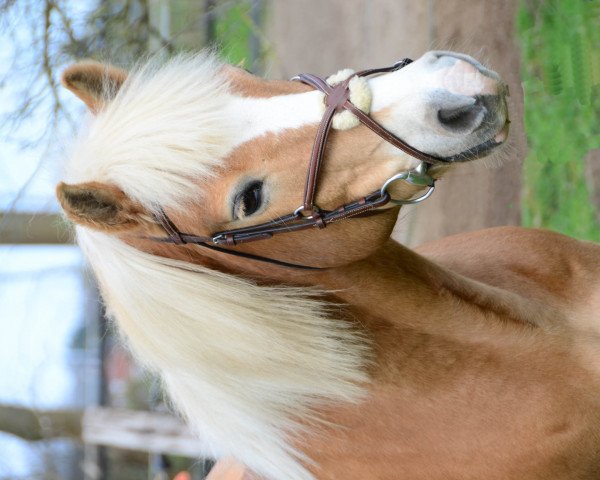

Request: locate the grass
(517, 0), (600, 241)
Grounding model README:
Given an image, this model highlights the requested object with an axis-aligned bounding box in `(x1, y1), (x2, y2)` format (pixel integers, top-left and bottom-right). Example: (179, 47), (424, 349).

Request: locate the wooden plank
(0, 404), (202, 458)
(0, 212), (73, 244)
(82, 407), (204, 458)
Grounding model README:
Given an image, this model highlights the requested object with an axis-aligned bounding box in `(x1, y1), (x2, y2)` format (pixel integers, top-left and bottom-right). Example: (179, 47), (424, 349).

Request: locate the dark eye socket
(234, 180), (264, 219)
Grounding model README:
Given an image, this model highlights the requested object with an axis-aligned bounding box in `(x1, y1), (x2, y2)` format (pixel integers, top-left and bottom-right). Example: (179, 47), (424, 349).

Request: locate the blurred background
(0, 0), (598, 478)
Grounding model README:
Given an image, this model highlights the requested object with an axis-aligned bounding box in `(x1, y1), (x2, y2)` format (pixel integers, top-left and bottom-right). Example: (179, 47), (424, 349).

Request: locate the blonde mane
(64, 53), (233, 208)
(65, 53), (370, 480)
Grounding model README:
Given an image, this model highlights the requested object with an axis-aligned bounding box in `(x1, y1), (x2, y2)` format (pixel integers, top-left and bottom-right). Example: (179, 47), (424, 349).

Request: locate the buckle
(380, 164), (436, 206)
(294, 205), (322, 219)
(392, 58), (413, 70)
(211, 234), (227, 245)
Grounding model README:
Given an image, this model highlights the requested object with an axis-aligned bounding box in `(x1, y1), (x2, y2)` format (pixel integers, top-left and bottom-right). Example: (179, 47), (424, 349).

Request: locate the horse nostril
(437, 102), (486, 133)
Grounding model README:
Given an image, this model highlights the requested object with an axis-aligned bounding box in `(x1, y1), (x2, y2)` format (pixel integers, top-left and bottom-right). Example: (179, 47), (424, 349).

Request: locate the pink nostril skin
(443, 60), (501, 96)
(443, 59), (502, 97)
(431, 52), (506, 98)
(410, 51), (511, 147)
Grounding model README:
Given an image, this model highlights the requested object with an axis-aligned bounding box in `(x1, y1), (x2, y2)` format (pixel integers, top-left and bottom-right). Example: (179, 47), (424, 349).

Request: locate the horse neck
(291, 240), (552, 341)
(141, 234), (552, 339)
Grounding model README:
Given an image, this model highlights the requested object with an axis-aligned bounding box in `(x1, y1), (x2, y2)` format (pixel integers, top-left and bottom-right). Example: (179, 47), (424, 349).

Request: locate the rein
(151, 58), (443, 270)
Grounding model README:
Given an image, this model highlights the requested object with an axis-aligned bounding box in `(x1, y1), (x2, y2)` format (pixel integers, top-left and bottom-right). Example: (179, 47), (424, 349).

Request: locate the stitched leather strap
(152, 190), (391, 247)
(298, 75), (352, 213)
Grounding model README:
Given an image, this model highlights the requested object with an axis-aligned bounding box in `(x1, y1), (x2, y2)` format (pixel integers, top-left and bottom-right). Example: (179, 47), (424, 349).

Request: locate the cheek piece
(147, 58), (440, 270)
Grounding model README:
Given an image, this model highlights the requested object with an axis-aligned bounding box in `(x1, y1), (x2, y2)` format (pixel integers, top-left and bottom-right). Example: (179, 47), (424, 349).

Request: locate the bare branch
(53, 0), (84, 55)
(42, 0), (61, 126)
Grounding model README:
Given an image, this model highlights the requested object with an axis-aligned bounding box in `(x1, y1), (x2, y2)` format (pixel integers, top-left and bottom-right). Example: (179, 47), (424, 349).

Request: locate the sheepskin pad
(324, 68), (372, 130)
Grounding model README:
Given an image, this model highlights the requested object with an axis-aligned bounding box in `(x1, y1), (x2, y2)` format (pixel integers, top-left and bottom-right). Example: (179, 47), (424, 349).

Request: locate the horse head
(56, 51), (509, 480)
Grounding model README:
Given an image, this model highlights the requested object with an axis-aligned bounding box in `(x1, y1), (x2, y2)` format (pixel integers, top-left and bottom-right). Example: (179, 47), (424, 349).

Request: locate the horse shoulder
(415, 226), (600, 327)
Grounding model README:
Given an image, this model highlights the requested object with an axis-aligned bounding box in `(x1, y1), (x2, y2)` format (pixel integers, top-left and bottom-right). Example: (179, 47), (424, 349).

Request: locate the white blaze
(227, 51), (505, 159)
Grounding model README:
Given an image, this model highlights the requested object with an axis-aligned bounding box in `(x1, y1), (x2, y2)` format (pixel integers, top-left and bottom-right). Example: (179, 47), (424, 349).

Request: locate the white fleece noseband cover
(323, 68), (372, 130)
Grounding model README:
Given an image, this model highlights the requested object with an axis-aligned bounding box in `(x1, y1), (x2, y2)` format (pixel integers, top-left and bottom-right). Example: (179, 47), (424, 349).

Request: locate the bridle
(151, 58), (444, 270)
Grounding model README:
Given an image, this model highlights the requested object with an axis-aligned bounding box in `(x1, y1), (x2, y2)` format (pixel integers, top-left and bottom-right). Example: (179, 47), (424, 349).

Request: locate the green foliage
(518, 0), (600, 240)
(215, 1), (259, 68)
(170, 1), (264, 71)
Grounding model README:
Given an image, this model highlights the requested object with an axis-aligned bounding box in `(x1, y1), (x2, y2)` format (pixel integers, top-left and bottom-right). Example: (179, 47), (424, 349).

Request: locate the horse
(55, 51), (600, 480)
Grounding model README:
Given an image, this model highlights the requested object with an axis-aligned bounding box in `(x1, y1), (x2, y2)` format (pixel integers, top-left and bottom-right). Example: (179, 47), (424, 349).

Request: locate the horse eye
(234, 180), (264, 219)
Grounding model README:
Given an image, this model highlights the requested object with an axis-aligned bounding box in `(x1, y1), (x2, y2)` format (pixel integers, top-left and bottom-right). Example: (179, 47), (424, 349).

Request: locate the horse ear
(56, 181), (146, 232)
(61, 61), (127, 113)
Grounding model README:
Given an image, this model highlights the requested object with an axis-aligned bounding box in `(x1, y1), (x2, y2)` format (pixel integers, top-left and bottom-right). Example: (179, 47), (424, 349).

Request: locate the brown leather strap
(293, 75), (357, 213)
(154, 208), (185, 244)
(151, 189), (391, 247)
(344, 102), (443, 164)
(150, 191), (391, 270)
